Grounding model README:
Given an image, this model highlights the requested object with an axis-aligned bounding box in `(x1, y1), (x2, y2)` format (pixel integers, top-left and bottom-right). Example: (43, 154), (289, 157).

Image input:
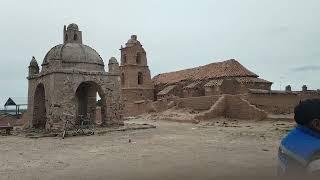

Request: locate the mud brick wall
(245, 93), (320, 114)
(244, 94), (300, 114)
(175, 95), (221, 110)
(225, 95), (267, 120)
(196, 95), (267, 120)
(123, 102), (146, 117)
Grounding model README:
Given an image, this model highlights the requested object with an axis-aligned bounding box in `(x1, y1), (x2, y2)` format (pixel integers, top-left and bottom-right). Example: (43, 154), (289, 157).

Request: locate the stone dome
(67, 23), (79, 31)
(42, 43), (104, 67)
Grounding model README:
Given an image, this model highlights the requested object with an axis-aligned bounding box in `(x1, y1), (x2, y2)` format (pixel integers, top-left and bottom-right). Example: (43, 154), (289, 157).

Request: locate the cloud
(291, 65), (320, 72)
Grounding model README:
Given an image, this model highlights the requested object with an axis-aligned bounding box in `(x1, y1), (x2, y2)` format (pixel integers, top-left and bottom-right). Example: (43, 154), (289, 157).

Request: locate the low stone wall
(175, 95), (221, 110)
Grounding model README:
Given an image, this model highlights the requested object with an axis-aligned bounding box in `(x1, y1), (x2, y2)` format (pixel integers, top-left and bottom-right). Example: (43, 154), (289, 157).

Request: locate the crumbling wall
(195, 95), (267, 120)
(195, 95), (226, 119)
(244, 92), (320, 114)
(175, 95), (221, 110)
(244, 93), (299, 114)
(225, 95), (267, 120)
(123, 98), (175, 117)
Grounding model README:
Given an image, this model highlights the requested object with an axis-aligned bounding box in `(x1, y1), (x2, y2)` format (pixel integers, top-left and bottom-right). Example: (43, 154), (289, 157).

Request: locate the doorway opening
(33, 83), (46, 129)
(75, 82), (106, 125)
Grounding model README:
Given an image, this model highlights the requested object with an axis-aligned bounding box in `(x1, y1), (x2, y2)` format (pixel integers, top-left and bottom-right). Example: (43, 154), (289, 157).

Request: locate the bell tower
(63, 23), (82, 44)
(120, 35), (154, 105)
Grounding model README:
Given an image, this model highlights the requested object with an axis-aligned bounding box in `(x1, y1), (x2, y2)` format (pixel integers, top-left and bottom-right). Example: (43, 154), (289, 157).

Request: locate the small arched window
(65, 34), (68, 41)
(73, 34), (78, 41)
(138, 72), (143, 85)
(136, 52), (141, 64)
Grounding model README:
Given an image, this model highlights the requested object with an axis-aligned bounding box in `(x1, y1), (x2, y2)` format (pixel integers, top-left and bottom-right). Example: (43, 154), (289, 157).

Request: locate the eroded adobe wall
(182, 88), (205, 98)
(225, 95), (267, 120)
(244, 94), (300, 114)
(244, 93), (320, 114)
(175, 95), (221, 110)
(122, 89), (154, 102)
(123, 95), (221, 117)
(195, 95), (267, 120)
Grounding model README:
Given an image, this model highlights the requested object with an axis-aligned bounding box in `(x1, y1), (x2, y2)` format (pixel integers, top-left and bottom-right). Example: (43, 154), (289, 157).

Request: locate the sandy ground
(0, 118), (295, 180)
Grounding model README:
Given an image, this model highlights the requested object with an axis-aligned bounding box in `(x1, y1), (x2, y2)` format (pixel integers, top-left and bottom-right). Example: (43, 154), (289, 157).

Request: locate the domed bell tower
(63, 23), (82, 44)
(120, 35), (154, 109)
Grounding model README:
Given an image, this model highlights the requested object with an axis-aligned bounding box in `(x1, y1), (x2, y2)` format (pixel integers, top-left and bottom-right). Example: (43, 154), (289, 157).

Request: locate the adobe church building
(120, 37), (320, 118)
(26, 24), (123, 130)
(153, 59), (273, 99)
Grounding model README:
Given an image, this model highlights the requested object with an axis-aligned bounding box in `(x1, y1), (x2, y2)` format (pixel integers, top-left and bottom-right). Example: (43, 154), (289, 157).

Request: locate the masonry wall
(225, 95), (267, 120)
(122, 88), (154, 102)
(182, 87), (205, 98)
(244, 93), (320, 114)
(175, 95), (221, 110)
(195, 95), (267, 120)
(123, 89), (320, 117)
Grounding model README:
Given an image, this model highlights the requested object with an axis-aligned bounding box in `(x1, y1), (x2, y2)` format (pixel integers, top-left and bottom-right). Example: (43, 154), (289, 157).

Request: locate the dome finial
(30, 56), (38, 66)
(67, 23), (79, 31)
(131, 35), (137, 40)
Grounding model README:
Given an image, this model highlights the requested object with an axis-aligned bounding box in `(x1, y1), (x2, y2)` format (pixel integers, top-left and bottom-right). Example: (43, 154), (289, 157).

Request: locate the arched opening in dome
(33, 83), (46, 129)
(75, 81), (107, 126)
(138, 72), (143, 85)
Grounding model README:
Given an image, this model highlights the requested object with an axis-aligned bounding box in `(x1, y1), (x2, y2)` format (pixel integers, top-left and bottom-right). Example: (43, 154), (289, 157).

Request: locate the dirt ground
(0, 118), (295, 180)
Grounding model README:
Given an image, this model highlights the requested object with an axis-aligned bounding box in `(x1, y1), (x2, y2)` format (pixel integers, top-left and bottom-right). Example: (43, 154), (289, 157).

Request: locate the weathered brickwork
(195, 95), (267, 120)
(244, 91), (320, 114)
(153, 59), (273, 99)
(175, 95), (221, 110)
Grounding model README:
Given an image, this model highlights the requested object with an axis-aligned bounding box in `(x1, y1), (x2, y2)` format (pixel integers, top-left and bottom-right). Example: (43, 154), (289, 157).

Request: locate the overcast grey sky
(0, 0), (319, 105)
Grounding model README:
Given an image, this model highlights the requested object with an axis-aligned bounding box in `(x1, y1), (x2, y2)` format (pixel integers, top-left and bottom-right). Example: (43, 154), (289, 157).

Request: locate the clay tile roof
(153, 59), (259, 85)
(204, 79), (223, 87)
(157, 85), (177, 96)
